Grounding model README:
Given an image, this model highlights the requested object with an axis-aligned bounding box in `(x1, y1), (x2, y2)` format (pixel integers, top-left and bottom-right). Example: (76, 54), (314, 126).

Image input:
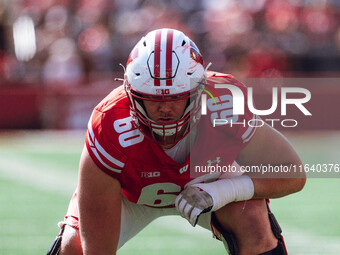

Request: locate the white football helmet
(124, 28), (206, 145)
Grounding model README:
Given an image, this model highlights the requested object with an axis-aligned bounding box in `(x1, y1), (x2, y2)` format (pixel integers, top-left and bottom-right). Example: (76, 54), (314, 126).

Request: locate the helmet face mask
(124, 28), (206, 145)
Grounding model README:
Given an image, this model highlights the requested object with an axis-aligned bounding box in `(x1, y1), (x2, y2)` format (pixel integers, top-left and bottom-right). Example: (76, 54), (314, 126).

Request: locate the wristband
(192, 175), (254, 211)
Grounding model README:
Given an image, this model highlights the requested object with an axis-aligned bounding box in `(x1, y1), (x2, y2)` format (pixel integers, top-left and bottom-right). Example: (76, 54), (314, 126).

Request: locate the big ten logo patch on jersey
(113, 116), (144, 148)
(141, 171), (161, 178)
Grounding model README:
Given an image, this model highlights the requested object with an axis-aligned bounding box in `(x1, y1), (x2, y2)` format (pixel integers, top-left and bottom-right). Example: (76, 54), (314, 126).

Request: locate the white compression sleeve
(192, 175), (255, 211)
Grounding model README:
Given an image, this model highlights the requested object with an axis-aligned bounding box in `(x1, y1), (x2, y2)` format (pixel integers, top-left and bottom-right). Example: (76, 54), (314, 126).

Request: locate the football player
(47, 28), (305, 255)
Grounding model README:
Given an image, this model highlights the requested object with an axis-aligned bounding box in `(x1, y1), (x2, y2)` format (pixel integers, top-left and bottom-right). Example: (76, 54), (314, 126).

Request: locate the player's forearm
(78, 146), (122, 255)
(78, 188), (121, 255)
(178, 164), (305, 225)
(80, 232), (118, 255)
(81, 237), (118, 255)
(250, 175), (306, 199)
(245, 162), (306, 199)
(78, 189), (121, 255)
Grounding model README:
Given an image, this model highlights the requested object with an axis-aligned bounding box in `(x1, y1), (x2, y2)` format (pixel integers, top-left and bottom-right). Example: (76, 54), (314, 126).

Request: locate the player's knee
(215, 200), (277, 253)
(237, 200), (275, 243)
(59, 225), (83, 255)
(241, 200), (271, 229)
(217, 200), (270, 230)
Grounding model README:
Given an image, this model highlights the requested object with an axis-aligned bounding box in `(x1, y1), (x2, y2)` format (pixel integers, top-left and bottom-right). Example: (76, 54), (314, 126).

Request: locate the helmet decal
(190, 41), (204, 66)
(148, 29), (180, 86)
(124, 28), (206, 145)
(165, 29), (174, 86)
(127, 46), (139, 66)
(153, 29), (161, 85)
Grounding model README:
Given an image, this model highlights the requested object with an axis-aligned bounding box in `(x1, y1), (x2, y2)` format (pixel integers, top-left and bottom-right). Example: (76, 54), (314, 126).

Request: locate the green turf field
(0, 130), (339, 254)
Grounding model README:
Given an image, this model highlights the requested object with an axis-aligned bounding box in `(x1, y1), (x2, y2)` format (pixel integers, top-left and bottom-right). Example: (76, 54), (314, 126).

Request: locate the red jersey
(85, 72), (256, 208)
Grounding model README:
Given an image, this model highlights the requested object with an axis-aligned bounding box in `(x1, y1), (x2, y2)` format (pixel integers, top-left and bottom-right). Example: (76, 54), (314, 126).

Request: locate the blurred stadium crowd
(0, 0), (339, 87)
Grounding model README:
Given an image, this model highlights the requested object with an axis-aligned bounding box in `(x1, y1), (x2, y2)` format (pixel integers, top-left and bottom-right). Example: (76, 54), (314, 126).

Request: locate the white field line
(1, 156), (340, 254)
(0, 155), (77, 197)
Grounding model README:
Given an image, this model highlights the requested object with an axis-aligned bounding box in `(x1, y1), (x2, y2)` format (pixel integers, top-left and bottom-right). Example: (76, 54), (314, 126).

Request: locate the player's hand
(175, 185), (214, 227)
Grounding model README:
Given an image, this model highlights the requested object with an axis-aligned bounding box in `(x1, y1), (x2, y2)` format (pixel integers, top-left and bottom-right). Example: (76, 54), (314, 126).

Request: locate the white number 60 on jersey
(114, 117), (144, 148)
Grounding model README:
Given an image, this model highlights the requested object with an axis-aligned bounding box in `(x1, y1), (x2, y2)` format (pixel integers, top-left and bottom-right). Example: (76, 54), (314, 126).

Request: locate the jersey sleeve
(206, 72), (258, 146)
(85, 108), (126, 180)
(226, 78), (257, 144)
